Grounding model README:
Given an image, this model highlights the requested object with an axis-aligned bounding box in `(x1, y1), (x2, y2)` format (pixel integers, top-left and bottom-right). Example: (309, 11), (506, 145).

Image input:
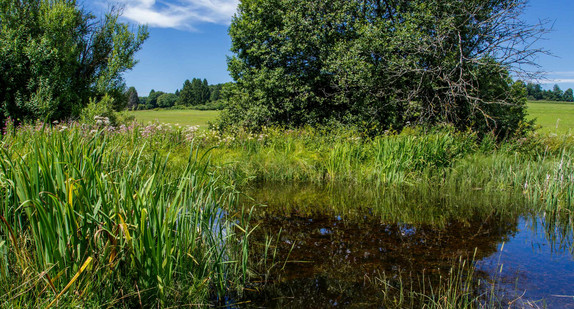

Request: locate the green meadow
(528, 101), (574, 134)
(129, 109), (219, 128)
(129, 103), (574, 136)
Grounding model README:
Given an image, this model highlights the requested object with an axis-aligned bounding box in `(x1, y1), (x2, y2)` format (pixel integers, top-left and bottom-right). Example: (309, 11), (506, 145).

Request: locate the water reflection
(244, 213), (517, 307)
(237, 183), (574, 308)
(477, 217), (574, 309)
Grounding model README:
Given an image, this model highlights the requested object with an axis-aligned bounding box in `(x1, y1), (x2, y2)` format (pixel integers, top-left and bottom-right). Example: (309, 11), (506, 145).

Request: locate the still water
(237, 183), (574, 308)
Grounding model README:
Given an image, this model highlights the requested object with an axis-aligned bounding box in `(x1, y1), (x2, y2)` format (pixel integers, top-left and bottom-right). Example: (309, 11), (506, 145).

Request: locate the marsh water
(237, 183), (574, 308)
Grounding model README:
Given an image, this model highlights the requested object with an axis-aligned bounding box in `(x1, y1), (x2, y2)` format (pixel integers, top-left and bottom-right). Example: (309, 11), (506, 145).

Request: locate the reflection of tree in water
(243, 214), (519, 308)
(538, 211), (574, 255)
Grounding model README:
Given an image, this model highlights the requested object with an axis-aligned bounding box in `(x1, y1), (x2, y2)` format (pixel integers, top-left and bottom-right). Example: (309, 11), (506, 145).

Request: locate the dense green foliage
(157, 92), (178, 108)
(222, 0), (541, 137)
(177, 78), (210, 106)
(0, 0), (148, 124)
(526, 82), (574, 102)
(140, 89), (164, 109)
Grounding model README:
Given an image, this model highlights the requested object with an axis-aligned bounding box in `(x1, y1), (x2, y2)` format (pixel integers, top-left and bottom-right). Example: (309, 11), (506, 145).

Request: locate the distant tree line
(525, 83), (574, 102)
(128, 79), (231, 110)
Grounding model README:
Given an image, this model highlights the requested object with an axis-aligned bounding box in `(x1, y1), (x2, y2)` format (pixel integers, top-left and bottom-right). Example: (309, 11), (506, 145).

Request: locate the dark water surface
(237, 183), (574, 308)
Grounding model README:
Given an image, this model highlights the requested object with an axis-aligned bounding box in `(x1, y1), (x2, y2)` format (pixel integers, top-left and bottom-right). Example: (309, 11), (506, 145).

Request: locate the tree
(209, 84), (225, 101)
(563, 88), (574, 102)
(138, 96), (148, 109)
(0, 0), (148, 124)
(177, 80), (194, 106)
(526, 82), (544, 100)
(145, 90), (164, 109)
(157, 93), (178, 108)
(190, 78), (204, 105)
(200, 79), (211, 104)
(534, 84), (544, 100)
(176, 78), (213, 106)
(222, 0), (547, 136)
(126, 87), (139, 110)
(552, 84), (563, 101)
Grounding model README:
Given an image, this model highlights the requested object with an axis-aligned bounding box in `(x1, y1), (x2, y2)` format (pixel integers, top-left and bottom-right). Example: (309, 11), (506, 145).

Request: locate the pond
(236, 183), (574, 308)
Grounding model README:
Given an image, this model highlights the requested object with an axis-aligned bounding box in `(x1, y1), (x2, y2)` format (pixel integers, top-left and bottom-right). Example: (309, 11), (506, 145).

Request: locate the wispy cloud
(535, 71), (574, 85)
(108, 0), (238, 30)
(550, 72), (574, 76)
(540, 78), (574, 84)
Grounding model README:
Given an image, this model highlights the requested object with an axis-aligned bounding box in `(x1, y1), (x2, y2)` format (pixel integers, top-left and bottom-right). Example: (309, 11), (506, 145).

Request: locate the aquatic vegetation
(0, 123), (251, 307)
(1, 119), (573, 306)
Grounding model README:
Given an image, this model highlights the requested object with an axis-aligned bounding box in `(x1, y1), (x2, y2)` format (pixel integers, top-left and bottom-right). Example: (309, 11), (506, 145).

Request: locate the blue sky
(89, 0), (574, 95)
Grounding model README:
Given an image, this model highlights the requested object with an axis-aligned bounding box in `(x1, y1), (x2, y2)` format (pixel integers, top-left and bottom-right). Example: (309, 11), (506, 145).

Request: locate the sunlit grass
(129, 109), (220, 129)
(527, 101), (574, 135)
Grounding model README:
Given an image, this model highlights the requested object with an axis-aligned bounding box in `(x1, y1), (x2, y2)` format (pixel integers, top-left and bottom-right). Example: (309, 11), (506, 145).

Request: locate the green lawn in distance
(129, 103), (573, 135)
(527, 101), (574, 135)
(129, 110), (220, 129)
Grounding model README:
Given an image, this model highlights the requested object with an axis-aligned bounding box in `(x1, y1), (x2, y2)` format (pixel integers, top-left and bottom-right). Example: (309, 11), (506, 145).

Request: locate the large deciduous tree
(0, 0), (148, 124)
(222, 0), (547, 137)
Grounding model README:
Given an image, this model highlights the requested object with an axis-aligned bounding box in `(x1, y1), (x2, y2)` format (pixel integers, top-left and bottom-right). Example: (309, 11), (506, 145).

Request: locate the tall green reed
(0, 126), (250, 307)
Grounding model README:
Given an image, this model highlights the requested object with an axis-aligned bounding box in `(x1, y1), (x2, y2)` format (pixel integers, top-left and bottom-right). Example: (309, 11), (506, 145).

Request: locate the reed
(1, 120), (573, 306)
(0, 125), (250, 307)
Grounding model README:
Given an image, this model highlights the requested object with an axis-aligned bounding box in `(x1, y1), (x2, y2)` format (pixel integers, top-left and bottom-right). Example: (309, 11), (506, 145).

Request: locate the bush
(79, 95), (120, 126)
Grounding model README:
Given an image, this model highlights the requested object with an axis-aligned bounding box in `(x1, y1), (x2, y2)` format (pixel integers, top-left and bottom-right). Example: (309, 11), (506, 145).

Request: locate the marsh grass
(208, 126), (574, 216)
(0, 124), (251, 307)
(1, 120), (574, 306)
(376, 255), (485, 308)
(373, 251), (542, 309)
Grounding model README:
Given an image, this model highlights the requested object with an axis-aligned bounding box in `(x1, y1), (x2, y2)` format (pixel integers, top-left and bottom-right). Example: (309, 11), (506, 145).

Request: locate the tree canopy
(0, 0), (148, 123)
(222, 0), (547, 136)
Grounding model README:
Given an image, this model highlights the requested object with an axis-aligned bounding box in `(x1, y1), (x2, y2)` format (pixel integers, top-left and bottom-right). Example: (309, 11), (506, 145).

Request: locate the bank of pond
(0, 121), (573, 308)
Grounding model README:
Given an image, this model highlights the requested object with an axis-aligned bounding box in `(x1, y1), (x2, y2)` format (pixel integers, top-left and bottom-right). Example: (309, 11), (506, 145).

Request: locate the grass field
(527, 101), (574, 134)
(130, 109), (220, 128)
(129, 103), (574, 135)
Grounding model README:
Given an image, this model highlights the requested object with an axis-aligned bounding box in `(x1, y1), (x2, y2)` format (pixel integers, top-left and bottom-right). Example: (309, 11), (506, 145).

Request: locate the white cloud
(540, 78), (574, 84)
(550, 72), (574, 76)
(533, 71), (574, 85)
(111, 0), (239, 30)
